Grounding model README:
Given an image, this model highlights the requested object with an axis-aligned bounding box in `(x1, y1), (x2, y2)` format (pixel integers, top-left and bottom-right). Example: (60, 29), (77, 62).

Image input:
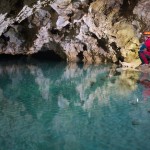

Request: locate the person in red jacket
(138, 32), (150, 65)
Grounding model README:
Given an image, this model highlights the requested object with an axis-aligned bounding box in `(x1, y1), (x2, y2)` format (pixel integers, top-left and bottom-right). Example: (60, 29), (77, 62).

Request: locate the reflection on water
(0, 59), (150, 150)
(137, 73), (150, 100)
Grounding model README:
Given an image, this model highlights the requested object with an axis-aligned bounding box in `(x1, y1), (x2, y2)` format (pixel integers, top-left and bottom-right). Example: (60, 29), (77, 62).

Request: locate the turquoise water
(0, 58), (150, 150)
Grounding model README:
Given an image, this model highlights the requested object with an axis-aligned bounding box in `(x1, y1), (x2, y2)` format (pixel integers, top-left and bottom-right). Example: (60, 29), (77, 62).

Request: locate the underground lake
(0, 56), (150, 150)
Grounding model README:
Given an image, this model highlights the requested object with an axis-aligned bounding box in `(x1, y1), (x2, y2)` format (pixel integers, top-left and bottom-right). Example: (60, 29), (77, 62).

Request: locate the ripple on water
(0, 60), (150, 150)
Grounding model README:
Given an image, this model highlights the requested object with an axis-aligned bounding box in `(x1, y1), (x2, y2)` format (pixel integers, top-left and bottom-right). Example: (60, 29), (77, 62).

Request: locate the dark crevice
(117, 53), (124, 63)
(119, 0), (139, 19)
(110, 42), (118, 50)
(0, 34), (10, 42)
(50, 28), (60, 35)
(120, 0), (129, 14)
(24, 0), (39, 7)
(6, 0), (24, 18)
(77, 51), (84, 62)
(61, 24), (79, 40)
(110, 42), (124, 63)
(83, 44), (87, 51)
(103, 5), (114, 16)
(69, 17), (72, 22)
(90, 32), (109, 52)
(97, 38), (109, 52)
(19, 18), (39, 48)
(64, 24), (70, 30)
(31, 50), (63, 61)
(112, 13), (120, 25)
(49, 7), (58, 28)
(0, 0), (23, 16)
(90, 33), (98, 39)
(67, 11), (74, 18)
(88, 0), (95, 4)
(48, 41), (67, 60)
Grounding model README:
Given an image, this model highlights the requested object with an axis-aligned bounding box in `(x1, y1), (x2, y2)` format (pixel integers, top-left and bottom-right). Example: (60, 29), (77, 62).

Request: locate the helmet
(143, 31), (150, 35)
(143, 32), (150, 38)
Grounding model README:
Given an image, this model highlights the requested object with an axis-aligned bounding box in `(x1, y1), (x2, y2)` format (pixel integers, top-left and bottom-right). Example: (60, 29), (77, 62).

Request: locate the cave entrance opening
(31, 50), (63, 61)
(0, 50), (63, 63)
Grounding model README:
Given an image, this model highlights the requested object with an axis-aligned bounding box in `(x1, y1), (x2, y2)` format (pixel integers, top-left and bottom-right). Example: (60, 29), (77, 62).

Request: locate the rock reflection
(0, 60), (149, 150)
(28, 65), (50, 101)
(138, 73), (150, 101)
(111, 70), (140, 96)
(58, 94), (69, 109)
(0, 61), (142, 110)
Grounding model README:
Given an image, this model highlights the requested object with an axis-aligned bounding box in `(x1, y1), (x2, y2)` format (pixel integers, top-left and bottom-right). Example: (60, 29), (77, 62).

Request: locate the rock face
(0, 0), (149, 63)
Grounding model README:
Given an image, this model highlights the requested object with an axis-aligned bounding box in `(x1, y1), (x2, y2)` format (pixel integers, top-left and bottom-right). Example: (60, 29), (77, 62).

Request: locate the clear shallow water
(0, 58), (150, 150)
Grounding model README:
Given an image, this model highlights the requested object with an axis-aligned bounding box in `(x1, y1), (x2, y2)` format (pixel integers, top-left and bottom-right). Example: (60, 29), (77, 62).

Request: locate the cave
(0, 54), (26, 62)
(31, 50), (63, 61)
(0, 50), (63, 63)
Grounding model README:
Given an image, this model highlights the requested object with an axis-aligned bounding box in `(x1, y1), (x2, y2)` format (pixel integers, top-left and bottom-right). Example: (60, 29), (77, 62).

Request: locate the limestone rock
(0, 0), (149, 64)
(133, 0), (150, 29)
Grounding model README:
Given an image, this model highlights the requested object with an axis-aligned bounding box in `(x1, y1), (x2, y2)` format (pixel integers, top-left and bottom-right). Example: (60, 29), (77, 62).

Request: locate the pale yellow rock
(120, 59), (141, 69)
(115, 25), (135, 47)
(126, 43), (138, 51)
(125, 51), (137, 62)
(132, 37), (140, 45)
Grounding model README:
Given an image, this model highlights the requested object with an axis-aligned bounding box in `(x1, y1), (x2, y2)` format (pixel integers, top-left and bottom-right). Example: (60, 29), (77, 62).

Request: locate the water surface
(0, 58), (150, 150)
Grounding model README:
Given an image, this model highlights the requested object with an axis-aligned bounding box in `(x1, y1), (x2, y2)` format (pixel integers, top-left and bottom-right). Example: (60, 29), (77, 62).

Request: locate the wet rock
(130, 101), (138, 105)
(132, 119), (140, 125)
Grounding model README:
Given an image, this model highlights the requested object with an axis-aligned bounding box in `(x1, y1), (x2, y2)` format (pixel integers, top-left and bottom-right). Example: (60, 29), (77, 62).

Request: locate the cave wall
(0, 0), (149, 63)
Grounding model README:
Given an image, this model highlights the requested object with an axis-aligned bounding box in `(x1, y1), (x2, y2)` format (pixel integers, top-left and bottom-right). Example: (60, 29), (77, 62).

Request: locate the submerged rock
(132, 119), (140, 125)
